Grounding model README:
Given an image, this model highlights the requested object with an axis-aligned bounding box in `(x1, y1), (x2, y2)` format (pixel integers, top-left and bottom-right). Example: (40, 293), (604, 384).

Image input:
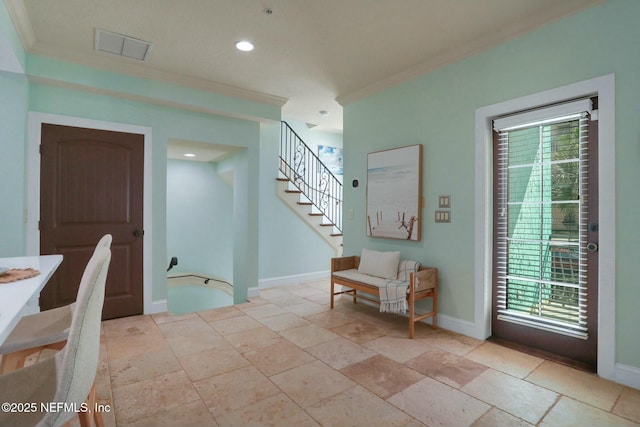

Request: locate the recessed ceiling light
(184, 153), (196, 157)
(319, 110), (330, 116)
(236, 40), (254, 52)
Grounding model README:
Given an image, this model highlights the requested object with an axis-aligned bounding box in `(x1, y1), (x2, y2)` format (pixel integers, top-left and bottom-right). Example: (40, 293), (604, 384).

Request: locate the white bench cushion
(358, 248), (400, 279)
(333, 268), (410, 313)
(333, 269), (405, 289)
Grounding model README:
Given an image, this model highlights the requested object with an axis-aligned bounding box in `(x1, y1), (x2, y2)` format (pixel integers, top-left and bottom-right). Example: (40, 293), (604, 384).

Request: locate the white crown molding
(336, 40), (494, 106)
(28, 75), (281, 125)
(3, 0), (35, 49)
(28, 43), (288, 108)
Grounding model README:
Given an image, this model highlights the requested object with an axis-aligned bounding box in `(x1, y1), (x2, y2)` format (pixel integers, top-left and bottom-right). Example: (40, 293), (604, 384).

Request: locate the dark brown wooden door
(39, 124), (144, 320)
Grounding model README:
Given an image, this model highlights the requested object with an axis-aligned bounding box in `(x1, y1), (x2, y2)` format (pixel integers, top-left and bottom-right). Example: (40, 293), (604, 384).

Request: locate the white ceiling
(167, 139), (241, 163)
(6, 0), (603, 133)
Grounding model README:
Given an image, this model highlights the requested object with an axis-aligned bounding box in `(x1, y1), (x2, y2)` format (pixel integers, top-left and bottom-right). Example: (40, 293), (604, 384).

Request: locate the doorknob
(586, 242), (598, 252)
(133, 229), (144, 238)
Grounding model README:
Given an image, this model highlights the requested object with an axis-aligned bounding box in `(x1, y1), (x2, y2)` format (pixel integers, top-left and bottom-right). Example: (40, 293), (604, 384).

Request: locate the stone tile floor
(83, 279), (640, 426)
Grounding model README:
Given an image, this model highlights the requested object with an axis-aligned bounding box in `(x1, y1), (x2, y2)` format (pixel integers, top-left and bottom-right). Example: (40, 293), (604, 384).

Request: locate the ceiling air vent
(95, 28), (152, 61)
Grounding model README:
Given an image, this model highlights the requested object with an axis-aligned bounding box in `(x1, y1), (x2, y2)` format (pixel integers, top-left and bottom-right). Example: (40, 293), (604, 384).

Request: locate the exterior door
(39, 124), (144, 320)
(492, 100), (598, 371)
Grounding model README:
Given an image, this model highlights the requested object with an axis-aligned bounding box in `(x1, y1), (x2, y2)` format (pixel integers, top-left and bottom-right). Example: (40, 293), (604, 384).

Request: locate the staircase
(277, 121), (343, 254)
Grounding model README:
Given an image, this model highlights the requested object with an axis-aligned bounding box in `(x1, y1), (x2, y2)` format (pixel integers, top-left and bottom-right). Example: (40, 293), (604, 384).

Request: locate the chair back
(68, 234), (111, 315)
(94, 234), (112, 252)
(41, 247), (111, 427)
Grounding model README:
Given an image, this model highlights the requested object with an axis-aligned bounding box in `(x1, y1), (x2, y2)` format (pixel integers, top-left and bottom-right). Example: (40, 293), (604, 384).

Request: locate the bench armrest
(331, 256), (360, 273)
(412, 267), (438, 292)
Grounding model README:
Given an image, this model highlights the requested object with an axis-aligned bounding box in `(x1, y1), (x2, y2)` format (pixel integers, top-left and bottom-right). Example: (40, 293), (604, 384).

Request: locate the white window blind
(494, 99), (592, 339)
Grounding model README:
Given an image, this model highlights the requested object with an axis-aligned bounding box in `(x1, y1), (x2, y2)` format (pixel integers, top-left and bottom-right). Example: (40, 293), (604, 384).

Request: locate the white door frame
(26, 112), (158, 315)
(474, 74), (616, 379)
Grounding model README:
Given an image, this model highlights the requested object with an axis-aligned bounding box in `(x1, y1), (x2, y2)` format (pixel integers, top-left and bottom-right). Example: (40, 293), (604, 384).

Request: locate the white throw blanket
(379, 279), (409, 314)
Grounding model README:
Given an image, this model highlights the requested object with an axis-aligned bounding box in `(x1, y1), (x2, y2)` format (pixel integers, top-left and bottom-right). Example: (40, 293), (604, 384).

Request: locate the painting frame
(366, 144), (422, 241)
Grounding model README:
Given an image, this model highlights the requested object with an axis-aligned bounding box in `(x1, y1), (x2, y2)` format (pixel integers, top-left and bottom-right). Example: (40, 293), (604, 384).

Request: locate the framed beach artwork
(318, 145), (343, 176)
(366, 144), (422, 241)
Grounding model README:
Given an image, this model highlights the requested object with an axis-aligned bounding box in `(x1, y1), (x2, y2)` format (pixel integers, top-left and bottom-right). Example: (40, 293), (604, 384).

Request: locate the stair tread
(278, 157), (342, 247)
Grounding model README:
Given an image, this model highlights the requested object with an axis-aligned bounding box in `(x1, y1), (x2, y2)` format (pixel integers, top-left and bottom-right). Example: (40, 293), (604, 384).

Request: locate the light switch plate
(435, 210), (451, 223)
(439, 195), (451, 208)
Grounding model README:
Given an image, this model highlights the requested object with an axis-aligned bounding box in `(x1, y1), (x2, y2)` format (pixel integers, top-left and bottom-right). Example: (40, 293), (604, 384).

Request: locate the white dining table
(0, 255), (63, 346)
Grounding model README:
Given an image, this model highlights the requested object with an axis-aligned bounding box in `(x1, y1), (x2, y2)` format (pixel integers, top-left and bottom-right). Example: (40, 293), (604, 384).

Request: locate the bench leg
(330, 285), (361, 308)
(408, 294), (415, 339)
(432, 288), (438, 329)
(330, 281), (335, 309)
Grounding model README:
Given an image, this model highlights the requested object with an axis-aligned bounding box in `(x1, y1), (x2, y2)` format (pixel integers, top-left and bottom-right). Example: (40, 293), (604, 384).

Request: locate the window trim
(474, 74), (615, 380)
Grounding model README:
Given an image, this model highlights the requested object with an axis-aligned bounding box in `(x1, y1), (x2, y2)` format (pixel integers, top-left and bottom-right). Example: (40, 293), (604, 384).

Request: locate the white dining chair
(0, 235), (112, 374)
(0, 246), (111, 427)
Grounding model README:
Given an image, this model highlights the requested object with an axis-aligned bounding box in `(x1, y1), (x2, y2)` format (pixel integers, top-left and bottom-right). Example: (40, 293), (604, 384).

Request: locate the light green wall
(258, 121), (338, 279)
(0, 70), (28, 256)
(26, 56), (280, 123)
(343, 0), (640, 368)
(27, 81), (262, 303)
(1, 3), (286, 303)
(166, 159), (234, 282)
(0, 0), (344, 303)
(0, 1), (25, 72)
(0, 23), (334, 302)
(230, 148), (257, 303)
(0, 0), (27, 256)
(284, 119), (343, 158)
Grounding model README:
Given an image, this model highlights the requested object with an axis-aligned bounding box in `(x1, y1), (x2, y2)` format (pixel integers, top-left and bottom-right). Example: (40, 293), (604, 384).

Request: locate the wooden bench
(330, 255), (438, 338)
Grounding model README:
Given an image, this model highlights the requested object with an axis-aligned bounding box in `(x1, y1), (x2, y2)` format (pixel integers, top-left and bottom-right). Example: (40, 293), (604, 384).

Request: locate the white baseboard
(258, 270), (330, 289)
(334, 295), (476, 334)
(145, 299), (168, 315)
(613, 362), (640, 390)
(235, 270), (331, 302)
(435, 313), (478, 338)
